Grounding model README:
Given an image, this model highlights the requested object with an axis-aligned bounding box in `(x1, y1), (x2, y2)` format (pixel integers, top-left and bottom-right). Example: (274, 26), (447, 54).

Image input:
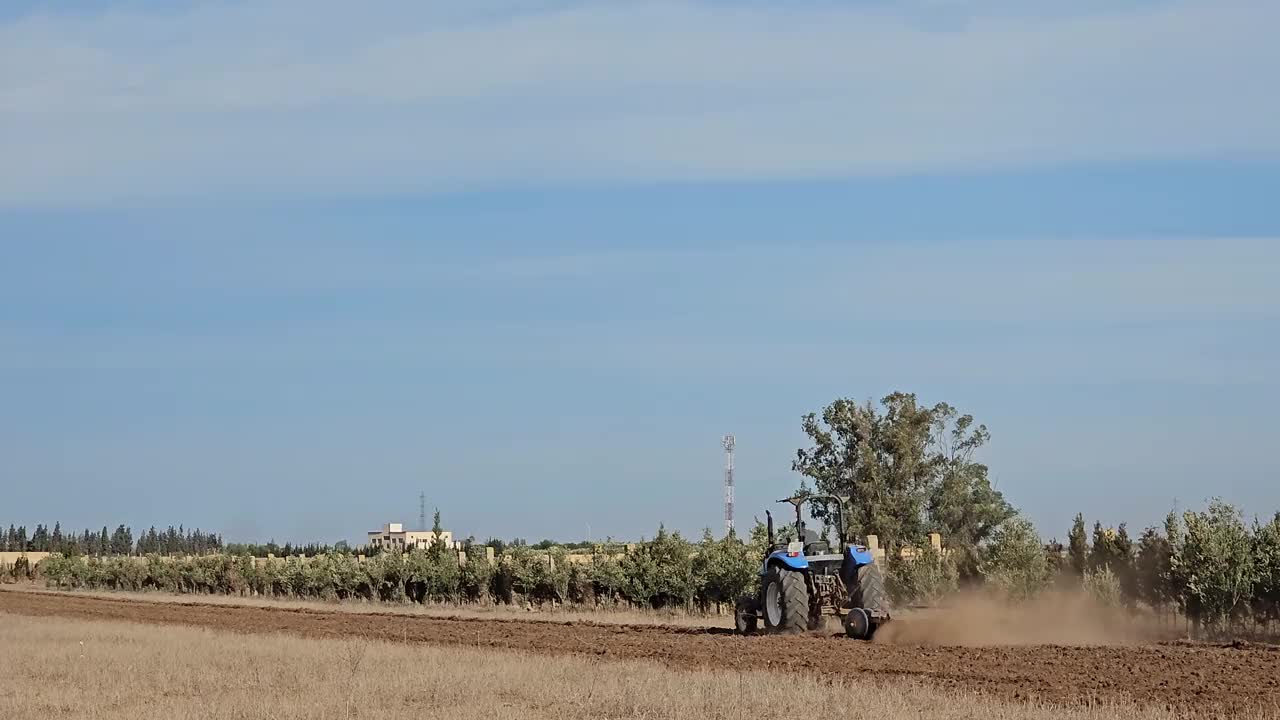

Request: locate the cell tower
(722, 434), (735, 537)
(419, 492), (427, 531)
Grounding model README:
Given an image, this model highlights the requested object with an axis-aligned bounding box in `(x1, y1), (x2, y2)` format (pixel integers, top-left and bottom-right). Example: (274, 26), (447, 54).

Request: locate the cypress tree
(1067, 513), (1089, 577)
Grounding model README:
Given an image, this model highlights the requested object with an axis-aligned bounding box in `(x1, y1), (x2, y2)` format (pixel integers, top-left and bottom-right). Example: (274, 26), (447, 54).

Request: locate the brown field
(2, 588), (1278, 719)
(0, 583), (733, 628)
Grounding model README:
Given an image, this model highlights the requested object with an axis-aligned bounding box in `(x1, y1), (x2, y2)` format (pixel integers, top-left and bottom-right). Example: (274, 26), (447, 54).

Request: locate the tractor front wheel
(762, 566), (809, 633)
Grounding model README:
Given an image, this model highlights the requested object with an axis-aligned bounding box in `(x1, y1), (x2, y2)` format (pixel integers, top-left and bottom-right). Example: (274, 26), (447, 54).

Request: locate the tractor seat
(799, 527), (828, 555)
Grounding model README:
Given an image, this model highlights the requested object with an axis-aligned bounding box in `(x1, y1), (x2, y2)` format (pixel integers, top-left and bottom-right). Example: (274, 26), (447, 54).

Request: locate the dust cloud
(874, 591), (1175, 646)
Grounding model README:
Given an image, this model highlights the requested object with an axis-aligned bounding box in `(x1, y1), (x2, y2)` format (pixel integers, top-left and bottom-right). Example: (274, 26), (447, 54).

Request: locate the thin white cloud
(2, 0), (1276, 205)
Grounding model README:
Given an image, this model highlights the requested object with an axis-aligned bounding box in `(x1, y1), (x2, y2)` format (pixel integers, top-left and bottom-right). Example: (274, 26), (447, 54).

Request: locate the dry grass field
(0, 612), (1253, 720)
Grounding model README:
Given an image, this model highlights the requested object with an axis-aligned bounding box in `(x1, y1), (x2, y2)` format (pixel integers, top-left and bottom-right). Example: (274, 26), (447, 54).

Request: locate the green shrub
(405, 548), (461, 603)
(1171, 499), (1255, 631)
(979, 518), (1050, 600)
(458, 548), (495, 603)
(1083, 566), (1122, 607)
(589, 552), (627, 603)
(620, 526), (693, 609)
(566, 561), (594, 605)
(1253, 513), (1280, 627)
(42, 554), (76, 588)
(887, 545), (958, 606)
(691, 529), (755, 610)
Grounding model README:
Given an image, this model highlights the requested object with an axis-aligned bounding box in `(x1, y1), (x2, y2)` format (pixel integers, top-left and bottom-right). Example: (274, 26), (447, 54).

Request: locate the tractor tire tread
(779, 567), (810, 633)
(852, 562), (890, 614)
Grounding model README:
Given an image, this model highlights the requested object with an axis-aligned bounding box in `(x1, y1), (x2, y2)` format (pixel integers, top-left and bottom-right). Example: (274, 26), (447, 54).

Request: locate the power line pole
(723, 434), (735, 537)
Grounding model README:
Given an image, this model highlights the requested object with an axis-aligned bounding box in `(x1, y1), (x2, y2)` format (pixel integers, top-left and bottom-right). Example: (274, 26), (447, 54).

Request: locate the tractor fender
(762, 551), (809, 573)
(846, 546), (875, 566)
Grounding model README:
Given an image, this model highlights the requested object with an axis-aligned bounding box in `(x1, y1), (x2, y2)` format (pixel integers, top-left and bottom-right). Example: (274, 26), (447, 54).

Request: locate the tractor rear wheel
(762, 566), (809, 633)
(849, 562), (890, 639)
(851, 563), (889, 613)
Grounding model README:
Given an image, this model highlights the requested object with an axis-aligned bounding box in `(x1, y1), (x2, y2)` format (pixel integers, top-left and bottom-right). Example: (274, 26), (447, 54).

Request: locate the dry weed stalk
(339, 639), (369, 720)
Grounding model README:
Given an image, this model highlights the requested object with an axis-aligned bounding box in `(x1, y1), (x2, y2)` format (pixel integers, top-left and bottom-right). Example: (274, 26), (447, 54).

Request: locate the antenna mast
(722, 434), (735, 537)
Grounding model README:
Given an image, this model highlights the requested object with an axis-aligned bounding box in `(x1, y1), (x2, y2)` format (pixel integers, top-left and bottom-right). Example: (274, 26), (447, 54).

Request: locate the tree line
(22, 511), (758, 611)
(879, 500), (1280, 631)
(21, 505), (1280, 635)
(1052, 503), (1280, 631)
(2, 523), (223, 556)
(38, 525), (758, 611)
(1, 521), (597, 560)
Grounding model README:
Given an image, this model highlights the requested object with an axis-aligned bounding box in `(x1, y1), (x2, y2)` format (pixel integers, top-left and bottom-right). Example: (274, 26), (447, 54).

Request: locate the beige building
(367, 523), (459, 551)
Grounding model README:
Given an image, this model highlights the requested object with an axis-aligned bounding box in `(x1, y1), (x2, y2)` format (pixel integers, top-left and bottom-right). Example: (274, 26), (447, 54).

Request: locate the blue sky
(2, 0), (1278, 546)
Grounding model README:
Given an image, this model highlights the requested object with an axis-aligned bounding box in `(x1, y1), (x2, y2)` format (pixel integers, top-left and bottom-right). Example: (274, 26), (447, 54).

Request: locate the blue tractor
(735, 495), (890, 639)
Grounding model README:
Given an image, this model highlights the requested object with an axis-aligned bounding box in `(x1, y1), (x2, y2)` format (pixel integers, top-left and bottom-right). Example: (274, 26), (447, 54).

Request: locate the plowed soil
(3, 590), (1277, 714)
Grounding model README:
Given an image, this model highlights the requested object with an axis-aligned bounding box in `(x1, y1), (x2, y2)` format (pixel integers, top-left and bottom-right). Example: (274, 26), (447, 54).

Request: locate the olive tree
(979, 517), (1050, 600)
(621, 526), (693, 609)
(1252, 512), (1280, 629)
(691, 529), (756, 611)
(1171, 500), (1255, 632)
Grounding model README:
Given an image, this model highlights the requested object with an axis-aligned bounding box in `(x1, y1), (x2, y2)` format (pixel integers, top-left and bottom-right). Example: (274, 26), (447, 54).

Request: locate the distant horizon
(6, 484), (1280, 551)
